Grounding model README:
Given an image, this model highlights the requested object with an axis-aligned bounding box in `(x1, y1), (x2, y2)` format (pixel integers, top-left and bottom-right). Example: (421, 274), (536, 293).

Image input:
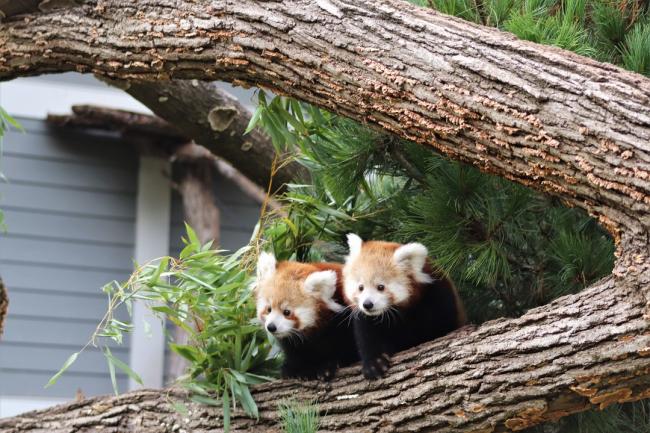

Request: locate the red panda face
(255, 252), (340, 339)
(343, 234), (432, 316)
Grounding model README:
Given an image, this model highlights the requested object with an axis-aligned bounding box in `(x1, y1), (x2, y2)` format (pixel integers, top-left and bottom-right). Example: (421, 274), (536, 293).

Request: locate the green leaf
(148, 257), (169, 286)
(233, 333), (242, 371)
(289, 99), (305, 124)
(257, 89), (268, 106)
(222, 390), (231, 433)
(184, 223), (200, 249)
(180, 272), (214, 291)
(186, 383), (210, 396)
(0, 107), (24, 131)
(239, 384), (259, 418)
(228, 368), (248, 383)
(105, 349), (143, 385)
(243, 372), (274, 384)
(46, 352), (79, 388)
(104, 347), (120, 395)
(191, 394), (221, 406)
(172, 401), (190, 417)
(170, 343), (200, 362)
(282, 218), (299, 237)
(244, 105), (263, 135)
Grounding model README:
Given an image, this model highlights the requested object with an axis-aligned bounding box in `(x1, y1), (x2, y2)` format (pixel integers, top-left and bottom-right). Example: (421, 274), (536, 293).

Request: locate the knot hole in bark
(208, 106), (239, 132)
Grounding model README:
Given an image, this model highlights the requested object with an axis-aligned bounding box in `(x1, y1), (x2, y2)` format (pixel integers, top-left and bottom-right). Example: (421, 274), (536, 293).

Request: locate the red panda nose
(363, 300), (374, 310)
(266, 323), (277, 333)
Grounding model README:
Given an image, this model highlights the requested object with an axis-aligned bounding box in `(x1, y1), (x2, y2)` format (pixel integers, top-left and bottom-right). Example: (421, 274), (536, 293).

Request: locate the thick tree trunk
(0, 277), (7, 338)
(1, 277), (649, 433)
(0, 0), (648, 230)
(1, 1), (649, 432)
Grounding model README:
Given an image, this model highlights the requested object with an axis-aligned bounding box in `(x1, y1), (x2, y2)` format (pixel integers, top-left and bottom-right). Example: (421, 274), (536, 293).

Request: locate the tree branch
(122, 80), (306, 189)
(1, 276), (650, 433)
(1, 1), (649, 431)
(0, 277), (7, 339)
(1, 2), (305, 189)
(48, 105), (283, 211)
(0, 0), (647, 232)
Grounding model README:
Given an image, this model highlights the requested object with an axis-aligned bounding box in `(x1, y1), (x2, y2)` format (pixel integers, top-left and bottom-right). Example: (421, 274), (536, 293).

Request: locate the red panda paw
(362, 354), (391, 380)
(317, 366), (337, 382)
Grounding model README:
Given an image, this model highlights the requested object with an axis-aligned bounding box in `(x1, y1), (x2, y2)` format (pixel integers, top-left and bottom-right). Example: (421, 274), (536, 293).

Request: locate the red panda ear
(304, 270), (344, 312)
(393, 243), (432, 284)
(256, 252), (277, 282)
(346, 233), (363, 261)
(304, 270), (337, 296)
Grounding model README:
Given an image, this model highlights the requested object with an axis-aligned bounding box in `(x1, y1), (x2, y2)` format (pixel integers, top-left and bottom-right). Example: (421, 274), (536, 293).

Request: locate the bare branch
(0, 277), (7, 339)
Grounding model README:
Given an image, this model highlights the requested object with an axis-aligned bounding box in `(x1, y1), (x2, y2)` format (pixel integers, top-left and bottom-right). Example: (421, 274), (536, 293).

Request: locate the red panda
(342, 234), (466, 379)
(255, 252), (358, 380)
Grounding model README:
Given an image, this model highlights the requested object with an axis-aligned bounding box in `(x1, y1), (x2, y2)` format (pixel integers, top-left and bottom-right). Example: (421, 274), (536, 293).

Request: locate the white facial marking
(264, 310), (295, 338)
(294, 306), (317, 330)
(387, 280), (409, 304)
(343, 277), (359, 307)
(393, 243), (432, 284)
(256, 296), (269, 319)
(256, 252), (277, 281)
(357, 287), (389, 316)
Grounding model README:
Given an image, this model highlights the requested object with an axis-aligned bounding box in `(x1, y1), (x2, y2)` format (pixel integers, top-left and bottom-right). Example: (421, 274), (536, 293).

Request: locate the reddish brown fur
(257, 261), (344, 334)
(344, 240), (466, 326)
(343, 241), (402, 305)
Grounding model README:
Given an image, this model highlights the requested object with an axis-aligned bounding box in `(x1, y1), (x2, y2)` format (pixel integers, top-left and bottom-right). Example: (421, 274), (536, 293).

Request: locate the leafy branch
(48, 225), (280, 432)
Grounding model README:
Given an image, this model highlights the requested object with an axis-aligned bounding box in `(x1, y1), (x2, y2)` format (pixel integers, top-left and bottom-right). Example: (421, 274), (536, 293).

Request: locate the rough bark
(174, 158), (221, 246)
(1, 279), (649, 433)
(2, 0), (304, 189)
(0, 277), (7, 339)
(48, 104), (183, 138)
(2, 0), (304, 187)
(122, 80), (305, 189)
(0, 0), (648, 230)
(0, 1), (649, 432)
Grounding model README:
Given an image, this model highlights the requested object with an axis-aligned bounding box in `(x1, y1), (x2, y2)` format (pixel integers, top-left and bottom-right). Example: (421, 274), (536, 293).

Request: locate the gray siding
(0, 118), (136, 398)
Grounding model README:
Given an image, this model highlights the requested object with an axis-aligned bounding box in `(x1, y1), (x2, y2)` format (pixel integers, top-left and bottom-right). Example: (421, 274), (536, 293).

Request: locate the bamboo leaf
(105, 349), (143, 385)
(222, 391), (231, 433)
(46, 352), (79, 388)
(104, 347), (120, 395)
(244, 105), (263, 134)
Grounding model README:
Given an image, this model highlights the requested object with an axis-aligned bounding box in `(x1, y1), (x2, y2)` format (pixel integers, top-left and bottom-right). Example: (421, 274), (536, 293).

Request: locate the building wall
(0, 73), (261, 417)
(0, 119), (137, 415)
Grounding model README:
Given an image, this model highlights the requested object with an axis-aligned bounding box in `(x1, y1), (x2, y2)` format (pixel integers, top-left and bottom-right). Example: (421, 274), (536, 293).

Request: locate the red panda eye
(358, 284), (364, 292)
(377, 284), (385, 292)
(283, 309), (291, 317)
(266, 306), (272, 313)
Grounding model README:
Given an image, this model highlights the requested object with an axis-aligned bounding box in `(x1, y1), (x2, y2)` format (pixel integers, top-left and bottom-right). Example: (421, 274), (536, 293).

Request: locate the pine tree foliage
(251, 1), (649, 431)
(258, 114), (614, 323)
(419, 0), (650, 76)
